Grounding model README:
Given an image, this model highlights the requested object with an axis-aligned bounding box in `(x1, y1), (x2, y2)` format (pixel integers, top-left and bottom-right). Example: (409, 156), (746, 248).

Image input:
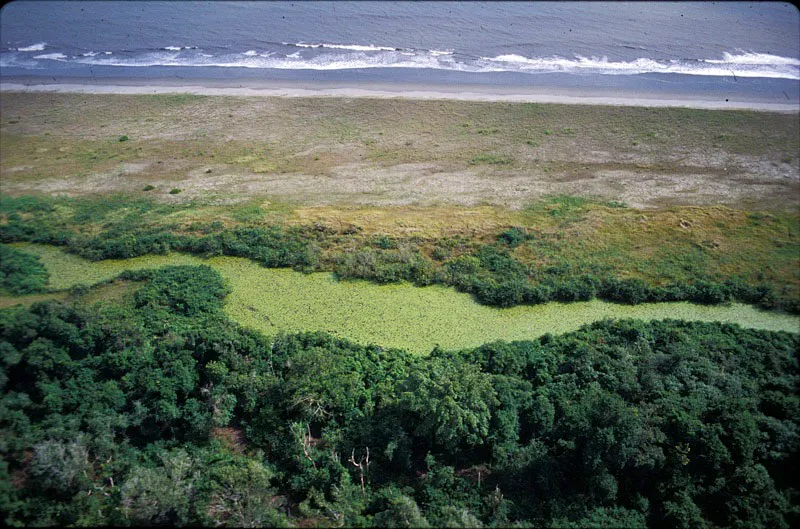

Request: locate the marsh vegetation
(3, 244), (797, 354)
(1, 93), (798, 528)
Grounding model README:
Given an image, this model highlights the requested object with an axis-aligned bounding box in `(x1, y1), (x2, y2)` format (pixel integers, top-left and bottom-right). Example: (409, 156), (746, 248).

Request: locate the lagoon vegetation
(6, 243), (798, 354)
(1, 194), (798, 315)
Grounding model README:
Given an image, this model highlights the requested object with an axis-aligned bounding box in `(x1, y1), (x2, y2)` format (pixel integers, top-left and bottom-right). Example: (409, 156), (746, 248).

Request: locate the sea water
(1, 1), (798, 102)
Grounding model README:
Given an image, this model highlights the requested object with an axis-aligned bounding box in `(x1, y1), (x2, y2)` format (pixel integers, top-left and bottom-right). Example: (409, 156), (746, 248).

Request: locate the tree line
(1, 264), (797, 527)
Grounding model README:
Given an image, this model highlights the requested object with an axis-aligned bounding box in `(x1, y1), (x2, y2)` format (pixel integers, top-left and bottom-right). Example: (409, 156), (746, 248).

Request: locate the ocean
(1, 1), (798, 100)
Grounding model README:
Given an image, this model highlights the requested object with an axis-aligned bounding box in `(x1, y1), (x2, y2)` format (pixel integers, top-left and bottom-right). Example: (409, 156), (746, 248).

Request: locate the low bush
(335, 246), (435, 285)
(0, 244), (49, 294)
(133, 265), (230, 317)
(599, 277), (650, 304)
(497, 227), (530, 248)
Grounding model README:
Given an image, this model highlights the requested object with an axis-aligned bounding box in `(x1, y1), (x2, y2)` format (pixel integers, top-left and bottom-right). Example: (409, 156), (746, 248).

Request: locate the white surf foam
(60, 50), (455, 71)
(292, 42), (399, 52)
(9, 46), (798, 80)
(33, 53), (67, 60)
(480, 52), (800, 79)
(17, 42), (47, 52)
(706, 51), (800, 66)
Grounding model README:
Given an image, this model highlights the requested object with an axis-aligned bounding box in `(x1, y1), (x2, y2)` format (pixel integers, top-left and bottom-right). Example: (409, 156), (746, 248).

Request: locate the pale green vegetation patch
(12, 244), (799, 354)
(11, 244), (205, 290)
(0, 290), (68, 309)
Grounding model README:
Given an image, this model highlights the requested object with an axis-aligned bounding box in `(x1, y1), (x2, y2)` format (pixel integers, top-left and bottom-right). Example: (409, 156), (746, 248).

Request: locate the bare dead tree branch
(348, 447), (370, 493)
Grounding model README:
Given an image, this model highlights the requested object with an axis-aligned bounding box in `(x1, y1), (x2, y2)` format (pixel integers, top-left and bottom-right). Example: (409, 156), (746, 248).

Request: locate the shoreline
(2, 77), (798, 113)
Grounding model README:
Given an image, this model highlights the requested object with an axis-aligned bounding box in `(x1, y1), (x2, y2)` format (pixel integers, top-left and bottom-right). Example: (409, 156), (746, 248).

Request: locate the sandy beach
(2, 77), (798, 113)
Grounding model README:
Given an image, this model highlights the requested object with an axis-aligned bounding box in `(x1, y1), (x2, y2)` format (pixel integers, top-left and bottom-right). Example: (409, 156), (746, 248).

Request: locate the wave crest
(16, 42), (47, 52)
(3, 46), (798, 80)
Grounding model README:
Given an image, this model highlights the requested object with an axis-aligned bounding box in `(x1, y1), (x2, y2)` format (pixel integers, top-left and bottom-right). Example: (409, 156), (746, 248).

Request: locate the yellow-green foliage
(11, 244), (799, 354)
(217, 258), (798, 354)
(11, 244), (206, 290)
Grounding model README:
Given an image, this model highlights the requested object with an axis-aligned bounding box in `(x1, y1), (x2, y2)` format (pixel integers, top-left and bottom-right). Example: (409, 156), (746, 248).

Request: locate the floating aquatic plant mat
(10, 244), (799, 354)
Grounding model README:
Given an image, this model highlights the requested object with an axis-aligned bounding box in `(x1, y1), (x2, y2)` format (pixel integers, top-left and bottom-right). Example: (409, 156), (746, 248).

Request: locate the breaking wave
(15, 42), (47, 52)
(480, 51), (800, 79)
(287, 42), (401, 52)
(1, 45), (797, 80)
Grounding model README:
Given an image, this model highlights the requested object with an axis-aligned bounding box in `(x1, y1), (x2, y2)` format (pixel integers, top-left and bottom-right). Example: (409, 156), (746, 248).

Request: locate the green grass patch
(468, 154), (513, 165)
(136, 93), (209, 106)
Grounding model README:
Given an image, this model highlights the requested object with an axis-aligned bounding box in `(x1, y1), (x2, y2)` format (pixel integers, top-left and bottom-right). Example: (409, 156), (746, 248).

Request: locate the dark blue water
(1, 1), (798, 90)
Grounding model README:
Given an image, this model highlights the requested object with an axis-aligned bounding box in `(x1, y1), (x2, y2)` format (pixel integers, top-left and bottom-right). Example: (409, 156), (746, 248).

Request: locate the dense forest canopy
(1, 264), (797, 527)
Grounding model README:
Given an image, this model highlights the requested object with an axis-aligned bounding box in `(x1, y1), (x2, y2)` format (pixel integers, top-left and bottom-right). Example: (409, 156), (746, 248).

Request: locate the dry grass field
(1, 92), (797, 215)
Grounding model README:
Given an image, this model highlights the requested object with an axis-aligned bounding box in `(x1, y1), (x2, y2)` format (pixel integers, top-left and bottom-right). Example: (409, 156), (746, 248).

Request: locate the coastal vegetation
(1, 194), (798, 313)
(0, 244), (48, 295)
(2, 244), (796, 354)
(1, 92), (798, 527)
(0, 265), (797, 527)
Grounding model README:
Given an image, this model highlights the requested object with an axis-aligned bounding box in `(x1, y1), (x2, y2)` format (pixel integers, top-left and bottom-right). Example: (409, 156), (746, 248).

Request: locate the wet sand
(2, 76), (798, 112)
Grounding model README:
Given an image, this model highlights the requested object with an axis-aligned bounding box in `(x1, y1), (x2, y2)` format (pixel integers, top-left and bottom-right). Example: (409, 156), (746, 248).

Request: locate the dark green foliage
(399, 360), (498, 450)
(1, 261), (797, 527)
(497, 226), (530, 248)
(0, 244), (49, 294)
(600, 277), (650, 304)
(0, 194), (794, 311)
(133, 265), (230, 317)
(169, 188), (181, 194)
(552, 274), (600, 302)
(334, 246), (435, 285)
